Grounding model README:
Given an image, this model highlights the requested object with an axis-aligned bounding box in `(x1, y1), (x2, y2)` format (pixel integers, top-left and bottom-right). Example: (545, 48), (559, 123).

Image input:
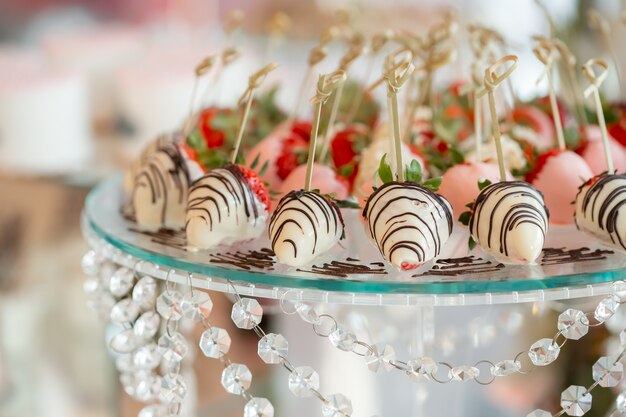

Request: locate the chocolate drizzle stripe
(269, 190), (344, 260)
(470, 181), (548, 257)
(362, 181), (453, 264)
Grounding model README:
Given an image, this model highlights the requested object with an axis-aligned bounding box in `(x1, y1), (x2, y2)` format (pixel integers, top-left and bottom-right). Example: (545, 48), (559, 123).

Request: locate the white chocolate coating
(469, 181), (549, 264)
(269, 190), (344, 267)
(124, 133), (177, 195)
(132, 143), (202, 230)
(186, 165), (268, 250)
(575, 173), (626, 252)
(362, 182), (453, 270)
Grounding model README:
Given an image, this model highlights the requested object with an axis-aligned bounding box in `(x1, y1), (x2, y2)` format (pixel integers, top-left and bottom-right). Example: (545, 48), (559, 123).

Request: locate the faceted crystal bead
(99, 262), (117, 283)
(132, 276), (157, 311)
(527, 410), (552, 417)
(110, 329), (137, 353)
(109, 267), (135, 297)
(160, 373), (187, 403)
(364, 344), (396, 373)
(110, 299), (140, 324)
(181, 291), (213, 321)
(231, 298), (263, 329)
(138, 404), (168, 417)
(329, 328), (356, 351)
(160, 359), (181, 376)
(221, 363), (252, 395)
(407, 357), (437, 381)
(561, 385), (592, 416)
(258, 333), (288, 364)
(83, 277), (103, 299)
(199, 327), (231, 358)
(134, 311), (160, 340)
(87, 292), (116, 319)
(288, 366), (320, 397)
(449, 366), (480, 381)
(156, 291), (184, 320)
(244, 397), (274, 417)
(135, 374), (161, 402)
(158, 332), (188, 362)
(296, 304), (320, 324)
(528, 338), (560, 366)
(617, 392), (626, 412)
(592, 356), (623, 387)
(321, 393), (353, 417)
(133, 343), (161, 370)
(81, 250), (100, 276)
(492, 360), (521, 376)
(613, 280), (626, 302)
(120, 372), (137, 396)
(116, 353), (135, 373)
(595, 295), (620, 323)
(558, 309), (589, 340)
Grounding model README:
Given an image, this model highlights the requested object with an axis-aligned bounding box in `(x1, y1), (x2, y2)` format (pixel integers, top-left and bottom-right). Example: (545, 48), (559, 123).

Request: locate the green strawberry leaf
(468, 236), (477, 251)
(249, 153), (260, 170)
(458, 210), (471, 226)
(337, 163), (355, 178)
(450, 145), (465, 164)
(187, 129), (206, 151)
(258, 160), (269, 177)
(333, 199), (361, 209)
(478, 178), (492, 191)
(405, 159), (423, 184)
(378, 154), (393, 184)
(422, 177), (442, 192)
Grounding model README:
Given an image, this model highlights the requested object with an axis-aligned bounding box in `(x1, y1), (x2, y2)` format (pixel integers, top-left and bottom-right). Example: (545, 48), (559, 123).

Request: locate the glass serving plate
(83, 176), (626, 306)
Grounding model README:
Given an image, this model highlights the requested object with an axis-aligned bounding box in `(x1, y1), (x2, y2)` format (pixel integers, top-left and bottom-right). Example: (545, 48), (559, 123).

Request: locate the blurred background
(1, 0), (626, 416)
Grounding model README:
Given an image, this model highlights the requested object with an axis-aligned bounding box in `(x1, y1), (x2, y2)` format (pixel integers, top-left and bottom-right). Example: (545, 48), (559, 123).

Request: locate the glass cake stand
(81, 176), (626, 417)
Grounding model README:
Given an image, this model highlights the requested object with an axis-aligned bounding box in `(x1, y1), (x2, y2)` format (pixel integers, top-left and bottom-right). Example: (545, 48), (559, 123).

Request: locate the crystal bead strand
(279, 282), (626, 386)
(227, 283), (354, 417)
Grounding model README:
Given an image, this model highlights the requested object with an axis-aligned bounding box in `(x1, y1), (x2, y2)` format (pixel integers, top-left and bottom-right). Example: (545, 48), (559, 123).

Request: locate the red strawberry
(234, 164), (270, 210)
(180, 143), (199, 162)
(525, 148), (563, 184)
(276, 135), (308, 180)
(330, 125), (369, 189)
(198, 107), (226, 149)
(291, 120), (312, 142)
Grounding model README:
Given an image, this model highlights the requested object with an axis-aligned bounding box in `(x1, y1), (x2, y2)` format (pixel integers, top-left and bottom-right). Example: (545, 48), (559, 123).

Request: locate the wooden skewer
(290, 45), (328, 122)
(588, 9), (623, 96)
(304, 70), (347, 191)
(477, 55), (519, 182)
(386, 61), (415, 181)
(583, 59), (614, 173)
(230, 63), (278, 164)
(534, 39), (565, 150)
(183, 56), (218, 138)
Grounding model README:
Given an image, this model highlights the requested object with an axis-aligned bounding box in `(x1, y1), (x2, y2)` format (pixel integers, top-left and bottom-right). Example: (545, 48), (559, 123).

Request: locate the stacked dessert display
(82, 6), (626, 417)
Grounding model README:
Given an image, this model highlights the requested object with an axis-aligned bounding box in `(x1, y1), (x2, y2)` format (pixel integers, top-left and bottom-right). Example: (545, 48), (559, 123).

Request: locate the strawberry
(233, 164), (270, 210)
(330, 125), (369, 189)
(525, 148), (563, 184)
(198, 107), (226, 149)
(180, 143), (199, 162)
(291, 120), (312, 142)
(276, 134), (308, 180)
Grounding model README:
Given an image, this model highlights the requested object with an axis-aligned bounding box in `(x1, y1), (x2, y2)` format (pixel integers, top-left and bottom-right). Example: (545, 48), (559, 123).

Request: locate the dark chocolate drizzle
(128, 227), (187, 249)
(209, 248), (275, 271)
(577, 173), (626, 250)
(470, 181), (549, 257)
(269, 190), (345, 258)
(541, 247), (613, 265)
(413, 256), (505, 277)
(132, 142), (191, 224)
(186, 164), (262, 231)
(297, 257), (387, 278)
(362, 181), (453, 264)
